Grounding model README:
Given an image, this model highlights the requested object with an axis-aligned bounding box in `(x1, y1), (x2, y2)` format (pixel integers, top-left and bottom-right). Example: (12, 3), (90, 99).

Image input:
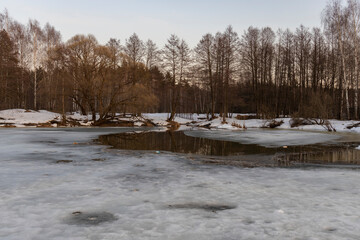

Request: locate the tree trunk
(339, 39), (349, 119)
(62, 76), (66, 124)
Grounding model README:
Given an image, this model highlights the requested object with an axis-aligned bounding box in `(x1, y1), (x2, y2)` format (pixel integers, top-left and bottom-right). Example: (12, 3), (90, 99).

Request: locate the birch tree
(347, 0), (360, 118)
(43, 23), (61, 110)
(28, 19), (44, 109)
(323, 0), (350, 119)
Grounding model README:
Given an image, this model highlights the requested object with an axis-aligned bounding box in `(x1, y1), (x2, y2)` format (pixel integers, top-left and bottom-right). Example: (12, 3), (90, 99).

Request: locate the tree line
(0, 0), (360, 123)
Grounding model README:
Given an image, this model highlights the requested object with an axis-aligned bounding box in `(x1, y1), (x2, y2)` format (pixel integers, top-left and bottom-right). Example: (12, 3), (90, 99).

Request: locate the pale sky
(1, 0), (329, 47)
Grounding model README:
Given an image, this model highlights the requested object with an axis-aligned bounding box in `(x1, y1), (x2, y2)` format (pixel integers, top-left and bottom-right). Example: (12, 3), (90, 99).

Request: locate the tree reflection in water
(98, 131), (360, 166)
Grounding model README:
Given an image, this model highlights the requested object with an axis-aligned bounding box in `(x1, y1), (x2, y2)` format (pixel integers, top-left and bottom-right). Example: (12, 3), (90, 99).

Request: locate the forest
(0, 0), (360, 124)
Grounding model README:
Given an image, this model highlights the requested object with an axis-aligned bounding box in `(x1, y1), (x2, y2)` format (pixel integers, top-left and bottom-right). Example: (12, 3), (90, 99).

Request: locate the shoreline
(1, 109), (360, 134)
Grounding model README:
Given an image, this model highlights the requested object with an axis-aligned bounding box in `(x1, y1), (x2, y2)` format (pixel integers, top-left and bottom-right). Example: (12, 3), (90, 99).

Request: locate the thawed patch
(324, 227), (337, 232)
(65, 211), (118, 226)
(168, 203), (236, 212)
(56, 160), (73, 164)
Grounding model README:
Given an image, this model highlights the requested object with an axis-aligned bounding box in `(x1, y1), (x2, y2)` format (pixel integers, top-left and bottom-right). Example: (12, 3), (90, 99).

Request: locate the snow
(143, 113), (360, 134)
(184, 129), (343, 148)
(0, 128), (359, 239)
(0, 109), (61, 127)
(143, 113), (171, 126)
(2, 109), (360, 136)
(0, 109), (104, 127)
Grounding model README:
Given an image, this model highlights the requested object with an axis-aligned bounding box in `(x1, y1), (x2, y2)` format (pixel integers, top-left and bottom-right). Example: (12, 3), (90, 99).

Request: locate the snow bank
(2, 109), (360, 135)
(185, 129), (342, 148)
(192, 116), (360, 134)
(142, 113), (202, 125)
(0, 109), (60, 127)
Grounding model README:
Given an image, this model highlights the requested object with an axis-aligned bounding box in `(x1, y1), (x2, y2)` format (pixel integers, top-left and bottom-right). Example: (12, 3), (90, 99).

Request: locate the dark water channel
(98, 131), (360, 167)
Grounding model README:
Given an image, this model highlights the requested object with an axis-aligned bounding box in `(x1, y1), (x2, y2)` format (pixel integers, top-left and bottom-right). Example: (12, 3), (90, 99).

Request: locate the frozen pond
(99, 129), (360, 167)
(0, 128), (360, 239)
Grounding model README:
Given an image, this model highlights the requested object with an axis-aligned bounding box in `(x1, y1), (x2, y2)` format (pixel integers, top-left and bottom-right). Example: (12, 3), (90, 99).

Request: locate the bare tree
(43, 22), (61, 110)
(294, 25), (312, 107)
(311, 28), (326, 91)
(145, 39), (159, 69)
(0, 11), (4, 30)
(0, 30), (18, 109)
(162, 34), (191, 121)
(347, 0), (360, 118)
(323, 0), (350, 119)
(106, 38), (122, 70)
(6, 19), (29, 108)
(0, 9), (10, 32)
(275, 29), (296, 115)
(28, 19), (44, 109)
(240, 27), (260, 113)
(65, 34), (131, 123)
(195, 33), (216, 118)
(124, 33), (145, 85)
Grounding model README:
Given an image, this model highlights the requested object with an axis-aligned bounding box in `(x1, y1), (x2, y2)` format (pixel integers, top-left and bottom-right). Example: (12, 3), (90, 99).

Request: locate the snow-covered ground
(0, 128), (359, 239)
(0, 109), (92, 127)
(184, 129), (346, 148)
(2, 109), (360, 134)
(0, 109), (61, 127)
(144, 113), (360, 133)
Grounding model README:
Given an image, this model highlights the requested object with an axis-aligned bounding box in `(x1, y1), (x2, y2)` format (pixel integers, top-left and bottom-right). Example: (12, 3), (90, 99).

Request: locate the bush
(290, 117), (336, 131)
(258, 105), (277, 119)
(289, 118), (313, 128)
(262, 119), (284, 128)
(235, 114), (257, 120)
(296, 91), (334, 119)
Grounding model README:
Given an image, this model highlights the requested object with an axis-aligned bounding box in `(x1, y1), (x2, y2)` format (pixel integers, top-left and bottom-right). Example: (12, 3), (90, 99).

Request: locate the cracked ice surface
(0, 128), (359, 240)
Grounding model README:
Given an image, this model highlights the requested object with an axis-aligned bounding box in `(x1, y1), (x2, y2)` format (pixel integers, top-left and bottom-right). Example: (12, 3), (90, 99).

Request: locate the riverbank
(2, 109), (360, 134)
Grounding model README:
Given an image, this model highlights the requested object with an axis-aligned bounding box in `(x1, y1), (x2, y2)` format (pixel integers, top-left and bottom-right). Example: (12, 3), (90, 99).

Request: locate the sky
(1, 0), (329, 47)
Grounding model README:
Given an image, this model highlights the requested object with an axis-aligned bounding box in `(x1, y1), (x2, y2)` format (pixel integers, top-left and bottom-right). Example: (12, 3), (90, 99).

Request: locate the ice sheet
(0, 128), (359, 240)
(185, 129), (343, 147)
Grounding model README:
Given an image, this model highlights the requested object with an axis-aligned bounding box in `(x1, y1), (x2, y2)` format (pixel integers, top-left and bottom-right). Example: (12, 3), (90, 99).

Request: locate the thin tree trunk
(353, 31), (359, 119)
(62, 76), (66, 124)
(339, 39), (349, 119)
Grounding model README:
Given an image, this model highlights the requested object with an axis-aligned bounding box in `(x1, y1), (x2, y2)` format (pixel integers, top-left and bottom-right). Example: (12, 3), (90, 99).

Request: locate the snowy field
(0, 128), (359, 240)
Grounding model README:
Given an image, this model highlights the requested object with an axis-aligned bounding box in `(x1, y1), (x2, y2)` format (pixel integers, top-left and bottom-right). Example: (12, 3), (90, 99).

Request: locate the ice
(185, 129), (343, 147)
(0, 128), (359, 240)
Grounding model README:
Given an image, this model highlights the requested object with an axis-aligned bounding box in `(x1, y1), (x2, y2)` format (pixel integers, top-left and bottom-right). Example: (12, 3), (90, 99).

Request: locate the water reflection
(99, 131), (274, 156)
(275, 147), (360, 166)
(98, 131), (360, 167)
